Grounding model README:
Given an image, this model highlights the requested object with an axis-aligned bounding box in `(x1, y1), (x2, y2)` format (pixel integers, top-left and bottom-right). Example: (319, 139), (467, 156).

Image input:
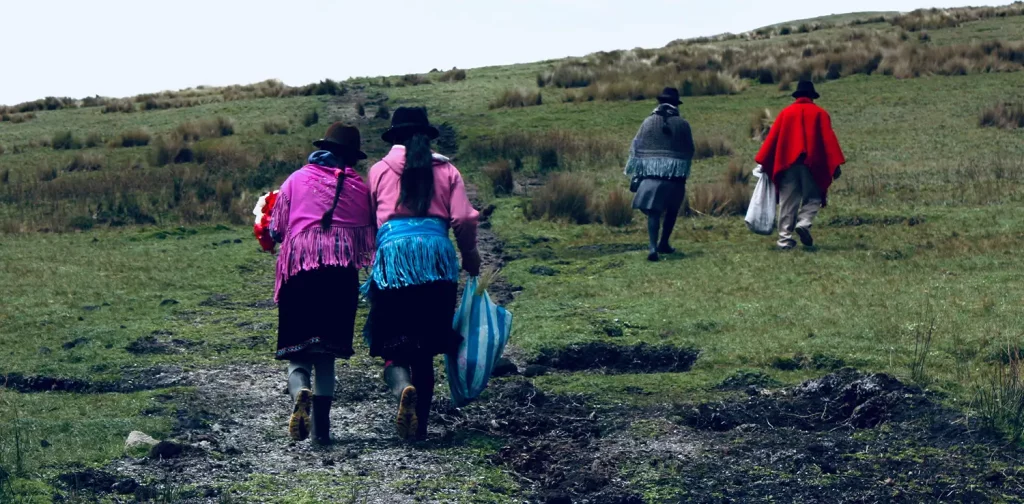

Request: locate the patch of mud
(827, 214), (925, 227)
(647, 370), (1024, 502)
(126, 330), (201, 355)
(531, 342), (700, 374)
(2, 365), (188, 394)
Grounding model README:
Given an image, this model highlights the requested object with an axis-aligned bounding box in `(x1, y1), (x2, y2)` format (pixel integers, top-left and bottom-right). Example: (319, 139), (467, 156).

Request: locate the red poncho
(755, 98), (846, 205)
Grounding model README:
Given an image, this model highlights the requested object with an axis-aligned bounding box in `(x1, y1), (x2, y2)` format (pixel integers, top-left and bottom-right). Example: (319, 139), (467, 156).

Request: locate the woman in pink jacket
(269, 123), (375, 445)
(363, 107), (480, 441)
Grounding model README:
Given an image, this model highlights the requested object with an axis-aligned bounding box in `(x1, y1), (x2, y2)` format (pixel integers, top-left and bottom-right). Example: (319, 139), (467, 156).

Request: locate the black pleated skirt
(365, 281), (462, 364)
(275, 266), (359, 360)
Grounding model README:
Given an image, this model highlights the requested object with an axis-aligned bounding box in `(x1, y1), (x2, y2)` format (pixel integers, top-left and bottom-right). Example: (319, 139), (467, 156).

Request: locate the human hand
(462, 249), (482, 277)
(833, 166), (843, 180)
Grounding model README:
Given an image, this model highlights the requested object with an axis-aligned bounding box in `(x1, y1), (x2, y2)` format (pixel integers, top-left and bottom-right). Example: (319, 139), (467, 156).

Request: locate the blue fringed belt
(360, 217), (459, 295)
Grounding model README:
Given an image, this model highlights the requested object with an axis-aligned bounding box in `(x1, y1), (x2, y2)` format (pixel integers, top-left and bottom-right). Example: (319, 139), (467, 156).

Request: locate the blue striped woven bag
(446, 277), (513, 407)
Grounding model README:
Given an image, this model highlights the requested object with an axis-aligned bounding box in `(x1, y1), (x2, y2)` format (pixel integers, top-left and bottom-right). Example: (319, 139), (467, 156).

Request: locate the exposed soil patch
(2, 365), (188, 394)
(531, 342), (700, 374)
(126, 330), (201, 355)
(649, 369), (1024, 502)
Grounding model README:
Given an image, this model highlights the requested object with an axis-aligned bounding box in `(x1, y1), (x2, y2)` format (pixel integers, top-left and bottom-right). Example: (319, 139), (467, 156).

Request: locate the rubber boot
(311, 396), (332, 445)
(287, 370), (312, 441)
(411, 360), (435, 441)
(385, 364), (417, 440)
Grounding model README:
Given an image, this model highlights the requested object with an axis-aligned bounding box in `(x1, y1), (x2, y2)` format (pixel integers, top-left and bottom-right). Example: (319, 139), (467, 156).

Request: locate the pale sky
(0, 0), (999, 105)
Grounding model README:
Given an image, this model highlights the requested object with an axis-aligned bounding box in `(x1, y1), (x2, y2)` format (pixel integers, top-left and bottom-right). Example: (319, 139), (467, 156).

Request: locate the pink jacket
(368, 146), (479, 255)
(270, 164), (375, 302)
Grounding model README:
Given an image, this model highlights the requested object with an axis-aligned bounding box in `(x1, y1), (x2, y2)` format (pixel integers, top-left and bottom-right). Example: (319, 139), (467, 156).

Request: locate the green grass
(4, 8), (1024, 502)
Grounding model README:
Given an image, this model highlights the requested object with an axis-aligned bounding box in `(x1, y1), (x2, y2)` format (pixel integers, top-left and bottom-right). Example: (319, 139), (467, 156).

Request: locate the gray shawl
(624, 104), (695, 179)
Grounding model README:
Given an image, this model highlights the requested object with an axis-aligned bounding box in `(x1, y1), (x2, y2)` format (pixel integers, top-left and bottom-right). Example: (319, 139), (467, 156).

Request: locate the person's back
(755, 81), (845, 249)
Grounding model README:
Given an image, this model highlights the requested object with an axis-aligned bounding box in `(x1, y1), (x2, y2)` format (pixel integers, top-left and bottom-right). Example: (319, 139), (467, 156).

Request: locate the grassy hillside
(3, 4), (1024, 503)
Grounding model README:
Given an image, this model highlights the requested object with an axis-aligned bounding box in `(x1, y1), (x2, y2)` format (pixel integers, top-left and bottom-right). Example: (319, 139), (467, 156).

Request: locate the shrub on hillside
(66, 152), (105, 172)
(599, 189), (634, 227)
(490, 88), (543, 109)
(979, 102), (1024, 129)
(102, 100), (134, 113)
(525, 173), (595, 224)
(263, 119), (290, 135)
(52, 131), (83, 150)
(694, 136), (734, 160)
(115, 128), (152, 148)
(396, 74), (432, 87)
(482, 161), (514, 196)
(438, 68), (467, 82)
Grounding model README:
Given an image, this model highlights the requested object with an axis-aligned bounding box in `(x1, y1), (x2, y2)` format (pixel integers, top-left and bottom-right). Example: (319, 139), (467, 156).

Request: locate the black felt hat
(313, 123), (368, 159)
(792, 80), (820, 100)
(656, 87), (681, 106)
(381, 107), (440, 143)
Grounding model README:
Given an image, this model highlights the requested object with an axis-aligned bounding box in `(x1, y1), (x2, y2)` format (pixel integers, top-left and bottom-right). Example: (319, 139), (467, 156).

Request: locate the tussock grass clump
(979, 102), (1024, 129)
(694, 136), (734, 160)
(438, 68), (467, 82)
(526, 173), (595, 224)
(262, 119), (290, 135)
(65, 152), (105, 172)
(102, 100), (134, 113)
(1, 168), (9, 184)
(151, 137), (194, 166)
(195, 140), (252, 172)
(482, 161), (514, 196)
(974, 344), (1024, 442)
(52, 131), (83, 150)
(599, 189), (634, 227)
(436, 123), (459, 156)
(750, 109), (774, 142)
(686, 162), (751, 217)
(489, 88), (543, 109)
(37, 166), (58, 182)
(303, 109), (321, 126)
(174, 117), (236, 142)
(115, 128), (152, 148)
(355, 102), (366, 117)
(375, 104), (391, 120)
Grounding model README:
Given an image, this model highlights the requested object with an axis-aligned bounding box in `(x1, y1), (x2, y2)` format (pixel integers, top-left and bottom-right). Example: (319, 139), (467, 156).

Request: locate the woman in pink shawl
(269, 123), (375, 445)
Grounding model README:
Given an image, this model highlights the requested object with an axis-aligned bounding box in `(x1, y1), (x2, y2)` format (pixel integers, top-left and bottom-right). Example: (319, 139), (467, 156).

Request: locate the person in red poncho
(755, 81), (846, 249)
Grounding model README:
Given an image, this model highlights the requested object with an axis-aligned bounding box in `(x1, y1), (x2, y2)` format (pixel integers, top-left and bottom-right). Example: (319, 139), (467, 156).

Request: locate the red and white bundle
(252, 190), (279, 253)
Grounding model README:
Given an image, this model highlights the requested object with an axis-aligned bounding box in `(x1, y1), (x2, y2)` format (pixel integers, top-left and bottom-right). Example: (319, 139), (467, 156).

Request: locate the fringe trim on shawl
(624, 156), (692, 179)
(361, 234), (460, 295)
(274, 225), (375, 302)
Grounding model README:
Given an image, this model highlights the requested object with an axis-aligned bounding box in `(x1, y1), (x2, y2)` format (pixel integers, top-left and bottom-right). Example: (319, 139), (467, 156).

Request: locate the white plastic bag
(745, 165), (777, 235)
(445, 277), (513, 407)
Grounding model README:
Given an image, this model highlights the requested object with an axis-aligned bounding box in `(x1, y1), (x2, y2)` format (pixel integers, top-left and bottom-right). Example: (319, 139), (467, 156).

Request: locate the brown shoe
(396, 386), (419, 441)
(289, 389), (312, 441)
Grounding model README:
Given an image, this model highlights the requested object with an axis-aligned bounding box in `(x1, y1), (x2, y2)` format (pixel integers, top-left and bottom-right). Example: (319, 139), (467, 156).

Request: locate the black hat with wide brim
(792, 80), (820, 100)
(381, 106), (440, 143)
(313, 122), (368, 159)
(656, 87), (681, 106)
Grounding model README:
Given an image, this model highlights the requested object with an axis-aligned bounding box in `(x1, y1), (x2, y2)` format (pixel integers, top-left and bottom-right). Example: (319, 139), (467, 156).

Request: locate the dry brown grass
(694, 136), (734, 160)
(979, 102), (1024, 129)
(686, 162), (752, 217)
(262, 119), (290, 135)
(599, 189), (635, 227)
(526, 173), (595, 224)
(490, 89), (543, 109)
(482, 161), (514, 196)
(749, 109), (774, 142)
(65, 152), (105, 172)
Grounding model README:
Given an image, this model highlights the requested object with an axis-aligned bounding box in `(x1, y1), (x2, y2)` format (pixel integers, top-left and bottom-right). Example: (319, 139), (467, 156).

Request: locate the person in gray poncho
(624, 87), (695, 261)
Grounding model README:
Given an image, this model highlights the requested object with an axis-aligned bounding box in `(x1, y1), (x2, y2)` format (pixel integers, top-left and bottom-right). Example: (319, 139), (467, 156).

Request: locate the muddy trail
(49, 189), (1024, 503)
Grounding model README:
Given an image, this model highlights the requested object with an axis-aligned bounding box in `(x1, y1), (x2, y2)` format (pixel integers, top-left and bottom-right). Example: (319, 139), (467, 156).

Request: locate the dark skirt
(633, 177), (687, 213)
(365, 281), (462, 364)
(276, 266), (359, 361)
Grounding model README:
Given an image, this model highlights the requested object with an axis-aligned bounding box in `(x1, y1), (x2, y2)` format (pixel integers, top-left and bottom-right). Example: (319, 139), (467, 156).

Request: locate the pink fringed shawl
(270, 164), (375, 302)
